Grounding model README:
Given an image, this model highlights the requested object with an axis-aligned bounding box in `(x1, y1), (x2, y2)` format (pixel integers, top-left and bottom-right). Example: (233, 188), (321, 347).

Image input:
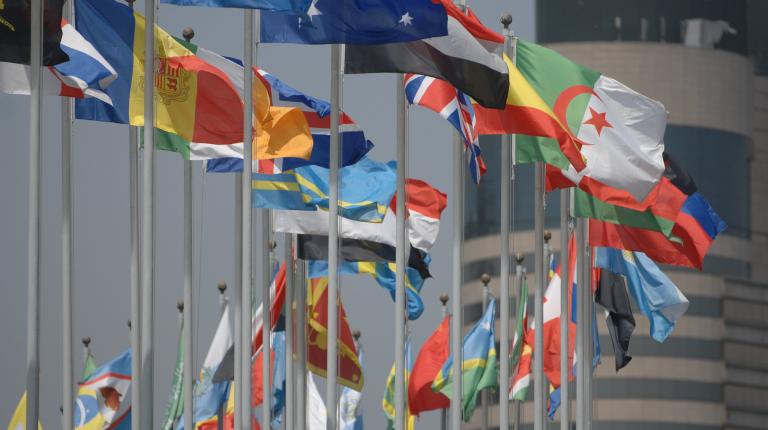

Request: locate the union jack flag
(404, 74), (487, 184)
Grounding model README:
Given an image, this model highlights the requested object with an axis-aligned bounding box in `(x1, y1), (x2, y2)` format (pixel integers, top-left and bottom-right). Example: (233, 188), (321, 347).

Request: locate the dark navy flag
(260, 0), (448, 44)
(161, 0), (310, 12)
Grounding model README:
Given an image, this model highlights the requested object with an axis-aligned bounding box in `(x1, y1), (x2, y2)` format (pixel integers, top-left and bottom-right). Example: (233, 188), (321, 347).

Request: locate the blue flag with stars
(260, 0), (448, 44)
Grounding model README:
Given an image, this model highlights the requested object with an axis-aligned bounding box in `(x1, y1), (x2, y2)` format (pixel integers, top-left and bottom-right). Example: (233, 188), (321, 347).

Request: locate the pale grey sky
(0, 1), (535, 427)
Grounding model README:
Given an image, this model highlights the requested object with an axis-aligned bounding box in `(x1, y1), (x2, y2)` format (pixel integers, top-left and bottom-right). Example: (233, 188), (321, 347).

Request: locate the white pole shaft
(26, 0), (43, 427)
(234, 172), (243, 430)
(575, 218), (586, 430)
(394, 75), (408, 430)
(512, 264), (524, 430)
(260, 211), (270, 426)
(326, 43), (342, 430)
(559, 191), (570, 430)
(450, 133), (464, 430)
(129, 128), (141, 430)
(481, 284), (489, 430)
(242, 9), (255, 430)
(284, 234), (295, 430)
(584, 230), (592, 430)
(533, 162), (546, 430)
(218, 286), (227, 430)
(183, 161), (195, 430)
(440, 299), (448, 430)
(296, 260), (307, 430)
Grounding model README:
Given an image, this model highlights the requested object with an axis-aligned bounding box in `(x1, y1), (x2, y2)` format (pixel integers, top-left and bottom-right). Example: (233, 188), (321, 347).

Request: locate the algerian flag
(160, 321), (184, 430)
(514, 39), (666, 203)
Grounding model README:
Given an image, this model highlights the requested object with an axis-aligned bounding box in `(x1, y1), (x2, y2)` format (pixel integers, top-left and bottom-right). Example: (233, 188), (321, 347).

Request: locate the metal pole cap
(515, 252), (525, 264)
(182, 27), (195, 42)
(500, 13), (513, 29)
(439, 293), (450, 305)
(81, 336), (91, 347)
(127, 320), (132, 330)
(177, 300), (184, 312)
(480, 273), (491, 286)
(352, 330), (361, 341)
(218, 281), (228, 293)
(544, 230), (552, 243)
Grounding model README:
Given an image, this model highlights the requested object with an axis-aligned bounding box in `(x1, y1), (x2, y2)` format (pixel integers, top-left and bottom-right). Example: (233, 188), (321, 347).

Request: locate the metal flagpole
(512, 254), (525, 430)
(296, 260), (307, 430)
(450, 117), (464, 430)
(61, 0), (75, 424)
(242, 8), (255, 430)
(217, 282), (228, 430)
(394, 74), (408, 430)
(583, 228), (593, 430)
(26, 0), (43, 427)
(439, 294), (449, 430)
(326, 42), (342, 430)
(284, 234), (295, 430)
(575, 217), (585, 430)
(499, 13), (515, 430)
(533, 160), (546, 430)
(480, 274), (491, 430)
(559, 190), (571, 430)
(234, 170), (243, 430)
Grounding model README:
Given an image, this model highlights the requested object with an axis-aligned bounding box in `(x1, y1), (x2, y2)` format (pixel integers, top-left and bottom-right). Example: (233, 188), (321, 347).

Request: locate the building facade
(462, 1), (768, 428)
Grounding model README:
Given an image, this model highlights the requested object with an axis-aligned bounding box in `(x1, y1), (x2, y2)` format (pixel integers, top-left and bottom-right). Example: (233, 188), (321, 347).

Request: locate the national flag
(176, 303), (233, 430)
(306, 373), (327, 429)
(403, 74), (485, 183)
(509, 275), (529, 377)
(595, 247), (689, 342)
(271, 332), (288, 428)
(307, 277), (364, 391)
(596, 269), (635, 371)
(0, 0), (68, 65)
(6, 392), (43, 430)
(339, 347), (364, 430)
(204, 69), (372, 169)
(261, 0), (448, 45)
(251, 172), (316, 211)
(73, 0), (250, 145)
(275, 178), (447, 253)
(79, 350), (132, 427)
(306, 259), (427, 320)
(82, 347), (98, 380)
(251, 337), (276, 409)
(383, 337), (415, 430)
(345, 0), (508, 109)
(160, 321), (184, 430)
(408, 315), (450, 416)
(433, 298), (497, 422)
(74, 346), (105, 430)
(0, 21), (117, 103)
(162, 0), (309, 12)
(293, 157), (396, 223)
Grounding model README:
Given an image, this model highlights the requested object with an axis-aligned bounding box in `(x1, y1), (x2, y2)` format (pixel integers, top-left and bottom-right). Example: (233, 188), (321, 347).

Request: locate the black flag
(0, 0), (68, 66)
(596, 269), (635, 371)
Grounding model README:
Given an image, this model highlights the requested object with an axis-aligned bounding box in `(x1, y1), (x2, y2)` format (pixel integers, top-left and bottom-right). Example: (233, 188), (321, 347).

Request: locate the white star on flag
(399, 12), (413, 26)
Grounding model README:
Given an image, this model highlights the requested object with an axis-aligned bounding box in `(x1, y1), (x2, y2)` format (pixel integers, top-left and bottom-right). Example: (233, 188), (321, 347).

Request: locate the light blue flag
(271, 332), (287, 429)
(339, 348), (364, 430)
(595, 247), (689, 342)
(161, 0), (310, 12)
(294, 157), (397, 223)
(252, 172), (316, 211)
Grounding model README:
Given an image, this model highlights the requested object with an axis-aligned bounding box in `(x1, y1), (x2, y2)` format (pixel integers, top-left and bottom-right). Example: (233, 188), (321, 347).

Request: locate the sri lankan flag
(74, 0), (251, 145)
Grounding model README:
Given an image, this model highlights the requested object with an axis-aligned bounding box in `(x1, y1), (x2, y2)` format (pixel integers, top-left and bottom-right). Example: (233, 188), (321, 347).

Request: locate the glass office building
(462, 1), (768, 428)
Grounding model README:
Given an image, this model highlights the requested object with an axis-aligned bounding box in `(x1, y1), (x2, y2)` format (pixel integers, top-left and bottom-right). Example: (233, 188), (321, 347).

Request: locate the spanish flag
(73, 0), (256, 145)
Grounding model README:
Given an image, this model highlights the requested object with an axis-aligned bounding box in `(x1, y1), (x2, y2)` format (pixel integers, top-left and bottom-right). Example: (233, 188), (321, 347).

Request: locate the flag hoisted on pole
(450, 79), (464, 430)
(394, 73), (409, 430)
(498, 13), (515, 430)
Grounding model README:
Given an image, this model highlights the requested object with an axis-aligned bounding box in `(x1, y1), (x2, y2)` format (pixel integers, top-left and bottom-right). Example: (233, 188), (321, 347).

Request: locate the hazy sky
(0, 1), (534, 427)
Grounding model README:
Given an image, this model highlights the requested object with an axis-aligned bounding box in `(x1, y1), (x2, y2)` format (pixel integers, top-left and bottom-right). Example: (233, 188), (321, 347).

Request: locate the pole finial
(182, 27), (195, 42)
(480, 273), (491, 286)
(81, 336), (91, 347)
(352, 330), (361, 341)
(439, 293), (450, 305)
(177, 300), (184, 312)
(217, 281), (227, 294)
(500, 12), (513, 29)
(269, 240), (278, 251)
(544, 230), (552, 243)
(127, 320), (132, 330)
(515, 252), (525, 264)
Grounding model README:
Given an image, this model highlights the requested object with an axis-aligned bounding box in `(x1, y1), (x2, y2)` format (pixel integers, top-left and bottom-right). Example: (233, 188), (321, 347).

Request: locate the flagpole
(559, 190), (571, 430)
(450, 114), (464, 430)
(326, 42), (342, 430)
(480, 274), (491, 430)
(575, 217), (585, 430)
(439, 294), (449, 430)
(25, 0), (43, 427)
(584, 228), (593, 430)
(241, 8), (255, 430)
(394, 73), (408, 430)
(217, 282), (227, 430)
(234, 170), (243, 430)
(499, 13), (515, 430)
(296, 259), (307, 430)
(533, 161), (546, 429)
(512, 254), (525, 430)
(285, 233), (295, 430)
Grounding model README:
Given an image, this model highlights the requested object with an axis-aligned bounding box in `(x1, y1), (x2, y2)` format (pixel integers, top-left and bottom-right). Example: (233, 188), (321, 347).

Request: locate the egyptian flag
(344, 0), (509, 109)
(0, 0), (68, 65)
(595, 269), (635, 371)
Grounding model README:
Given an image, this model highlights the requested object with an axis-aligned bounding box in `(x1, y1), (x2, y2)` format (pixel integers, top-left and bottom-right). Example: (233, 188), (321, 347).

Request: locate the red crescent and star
(553, 85), (613, 144)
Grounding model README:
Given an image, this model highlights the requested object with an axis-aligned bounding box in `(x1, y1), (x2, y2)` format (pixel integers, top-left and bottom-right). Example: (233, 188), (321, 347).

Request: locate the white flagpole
(575, 217), (585, 430)
(217, 282), (227, 430)
(450, 115), (464, 430)
(296, 259), (307, 430)
(533, 160), (546, 430)
(241, 8), (255, 430)
(584, 226), (593, 430)
(559, 190), (571, 430)
(285, 233), (295, 430)
(234, 171), (243, 430)
(512, 254), (525, 430)
(480, 274), (490, 430)
(439, 294), (449, 430)
(394, 74), (408, 430)
(499, 13), (515, 430)
(26, 0), (43, 427)
(326, 42), (342, 430)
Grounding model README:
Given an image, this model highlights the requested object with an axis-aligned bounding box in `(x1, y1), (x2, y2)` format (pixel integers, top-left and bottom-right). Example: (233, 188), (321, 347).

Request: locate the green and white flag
(160, 321), (184, 430)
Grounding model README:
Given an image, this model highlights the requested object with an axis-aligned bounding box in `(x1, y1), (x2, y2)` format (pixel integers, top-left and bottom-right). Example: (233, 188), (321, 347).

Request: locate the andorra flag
(73, 0), (257, 145)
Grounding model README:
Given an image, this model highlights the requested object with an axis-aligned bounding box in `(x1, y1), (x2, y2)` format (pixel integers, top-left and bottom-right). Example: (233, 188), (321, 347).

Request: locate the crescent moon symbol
(553, 85), (599, 138)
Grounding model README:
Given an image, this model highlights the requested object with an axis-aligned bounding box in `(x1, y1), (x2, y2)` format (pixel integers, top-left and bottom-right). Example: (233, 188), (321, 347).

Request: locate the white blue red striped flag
(404, 73), (486, 184)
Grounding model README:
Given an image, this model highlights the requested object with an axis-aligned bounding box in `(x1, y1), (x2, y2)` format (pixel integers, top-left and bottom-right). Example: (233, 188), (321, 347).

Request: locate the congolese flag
(74, 0), (246, 144)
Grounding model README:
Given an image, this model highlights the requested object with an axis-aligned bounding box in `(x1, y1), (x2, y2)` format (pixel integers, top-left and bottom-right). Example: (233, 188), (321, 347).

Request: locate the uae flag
(0, 0), (68, 65)
(344, 0), (508, 109)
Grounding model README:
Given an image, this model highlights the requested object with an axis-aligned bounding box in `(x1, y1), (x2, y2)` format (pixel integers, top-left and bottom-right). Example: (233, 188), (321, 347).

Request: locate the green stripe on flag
(515, 135), (571, 169)
(139, 127), (192, 160)
(574, 189), (676, 237)
(160, 322), (185, 430)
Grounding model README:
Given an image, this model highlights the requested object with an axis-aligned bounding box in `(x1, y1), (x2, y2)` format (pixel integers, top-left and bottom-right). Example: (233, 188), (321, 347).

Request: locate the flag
(0, 0), (67, 65)
(261, 0), (448, 45)
(306, 260), (426, 320)
(75, 347), (104, 430)
(270, 332), (287, 429)
(307, 277), (364, 391)
(7, 393), (43, 430)
(338, 348), (364, 430)
(433, 298), (497, 421)
(345, 0), (508, 109)
(509, 287), (531, 401)
(383, 337), (415, 430)
(509, 275), (529, 373)
(82, 347), (98, 380)
(0, 21), (117, 102)
(595, 247), (689, 342)
(294, 157), (396, 223)
(596, 269), (635, 371)
(74, 0), (249, 145)
(160, 322), (184, 430)
(176, 304), (233, 430)
(251, 172), (316, 211)
(306, 373), (327, 430)
(408, 315), (450, 416)
(403, 74), (485, 183)
(162, 0), (308, 12)
(79, 350), (132, 427)
(204, 69), (372, 169)
(275, 178), (447, 253)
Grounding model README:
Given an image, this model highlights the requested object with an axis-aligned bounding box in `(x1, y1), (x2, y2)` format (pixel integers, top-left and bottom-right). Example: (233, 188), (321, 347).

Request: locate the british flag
(404, 73), (487, 184)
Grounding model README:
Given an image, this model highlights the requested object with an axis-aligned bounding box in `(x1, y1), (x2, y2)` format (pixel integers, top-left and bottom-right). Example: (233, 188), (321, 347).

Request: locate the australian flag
(260, 0), (448, 44)
(404, 74), (486, 184)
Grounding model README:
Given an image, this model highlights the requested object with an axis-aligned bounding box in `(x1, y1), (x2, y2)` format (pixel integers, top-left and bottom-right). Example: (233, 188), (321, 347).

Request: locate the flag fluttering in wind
(433, 298), (498, 422)
(307, 373), (327, 429)
(383, 337), (415, 430)
(339, 348), (364, 430)
(596, 269), (635, 371)
(0, 0), (68, 65)
(6, 393), (43, 430)
(161, 0), (310, 12)
(408, 315), (450, 416)
(160, 321), (184, 430)
(75, 347), (104, 430)
(79, 350), (132, 428)
(509, 276), (530, 401)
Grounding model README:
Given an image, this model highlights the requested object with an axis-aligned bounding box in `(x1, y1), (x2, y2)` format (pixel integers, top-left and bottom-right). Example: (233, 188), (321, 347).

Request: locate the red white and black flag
(0, 0), (68, 65)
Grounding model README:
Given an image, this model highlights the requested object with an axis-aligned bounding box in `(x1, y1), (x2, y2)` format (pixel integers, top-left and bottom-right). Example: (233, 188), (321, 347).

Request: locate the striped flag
(79, 350), (132, 427)
(404, 74), (486, 184)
